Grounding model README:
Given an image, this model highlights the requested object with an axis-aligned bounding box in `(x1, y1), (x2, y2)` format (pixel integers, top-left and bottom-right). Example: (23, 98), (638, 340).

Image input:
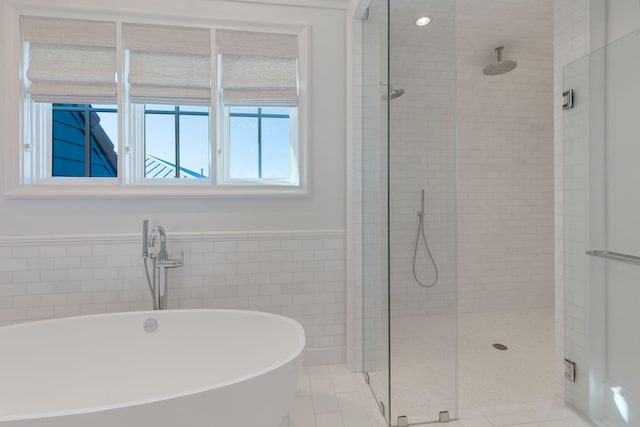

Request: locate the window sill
(5, 184), (310, 198)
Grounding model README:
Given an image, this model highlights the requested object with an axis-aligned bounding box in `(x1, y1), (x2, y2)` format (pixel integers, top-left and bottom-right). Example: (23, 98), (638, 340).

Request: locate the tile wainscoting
(0, 229), (346, 366)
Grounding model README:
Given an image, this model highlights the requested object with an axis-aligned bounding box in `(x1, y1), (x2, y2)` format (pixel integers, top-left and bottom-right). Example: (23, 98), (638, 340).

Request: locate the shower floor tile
(458, 309), (557, 408)
(367, 309), (558, 421)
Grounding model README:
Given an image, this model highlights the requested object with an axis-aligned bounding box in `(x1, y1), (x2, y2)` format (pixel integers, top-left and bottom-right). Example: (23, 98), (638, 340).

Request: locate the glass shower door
(563, 27), (640, 427)
(362, 0), (390, 423)
(363, 0), (458, 425)
(387, 0), (458, 424)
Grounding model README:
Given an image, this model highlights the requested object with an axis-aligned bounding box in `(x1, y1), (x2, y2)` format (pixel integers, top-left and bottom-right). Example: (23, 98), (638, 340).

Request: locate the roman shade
(217, 30), (298, 107)
(124, 24), (211, 106)
(22, 16), (117, 104)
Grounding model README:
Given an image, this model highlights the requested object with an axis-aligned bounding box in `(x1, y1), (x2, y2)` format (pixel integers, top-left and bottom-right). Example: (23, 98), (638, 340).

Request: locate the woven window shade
(124, 24), (211, 106)
(217, 30), (298, 107)
(22, 16), (117, 104)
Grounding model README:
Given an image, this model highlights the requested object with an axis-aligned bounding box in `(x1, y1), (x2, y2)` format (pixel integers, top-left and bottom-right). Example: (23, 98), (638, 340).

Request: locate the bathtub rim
(0, 308), (306, 423)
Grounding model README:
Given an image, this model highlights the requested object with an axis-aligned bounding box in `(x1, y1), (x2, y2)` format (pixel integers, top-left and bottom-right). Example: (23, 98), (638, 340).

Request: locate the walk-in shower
(361, 0), (555, 426)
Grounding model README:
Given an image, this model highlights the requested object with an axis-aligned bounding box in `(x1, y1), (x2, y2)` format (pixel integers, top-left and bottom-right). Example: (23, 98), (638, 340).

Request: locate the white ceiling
(225, 0), (349, 10)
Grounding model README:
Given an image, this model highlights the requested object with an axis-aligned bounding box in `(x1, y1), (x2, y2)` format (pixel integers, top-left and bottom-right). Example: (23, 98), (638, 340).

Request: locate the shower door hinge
(564, 358), (576, 382)
(563, 89), (575, 110)
(364, 371), (370, 384)
(363, 6), (370, 20)
(397, 415), (408, 427)
(439, 411), (450, 422)
(378, 401), (385, 417)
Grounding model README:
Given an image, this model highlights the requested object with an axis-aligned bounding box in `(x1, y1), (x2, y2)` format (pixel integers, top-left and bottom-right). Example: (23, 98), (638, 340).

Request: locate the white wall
(607, 0), (640, 42)
(0, 0), (350, 366)
(0, 0), (347, 236)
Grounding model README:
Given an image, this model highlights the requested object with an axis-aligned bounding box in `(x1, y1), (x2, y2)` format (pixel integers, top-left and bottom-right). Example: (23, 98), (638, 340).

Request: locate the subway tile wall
(357, 0), (556, 373)
(0, 231), (346, 365)
(456, 0), (555, 314)
(387, 0), (458, 319)
(360, 0), (387, 374)
(347, 11), (364, 370)
(554, 0), (590, 414)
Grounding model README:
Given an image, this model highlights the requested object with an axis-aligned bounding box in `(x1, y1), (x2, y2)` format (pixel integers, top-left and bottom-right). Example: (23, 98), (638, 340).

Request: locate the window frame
(218, 106), (299, 186)
(5, 5), (309, 197)
(20, 101), (121, 187)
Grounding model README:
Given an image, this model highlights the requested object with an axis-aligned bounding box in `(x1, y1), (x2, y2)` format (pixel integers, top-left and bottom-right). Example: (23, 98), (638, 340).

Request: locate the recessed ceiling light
(416, 16), (431, 26)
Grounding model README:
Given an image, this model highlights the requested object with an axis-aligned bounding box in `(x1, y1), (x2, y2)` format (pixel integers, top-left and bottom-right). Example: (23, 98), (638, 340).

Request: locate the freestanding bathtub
(0, 309), (305, 427)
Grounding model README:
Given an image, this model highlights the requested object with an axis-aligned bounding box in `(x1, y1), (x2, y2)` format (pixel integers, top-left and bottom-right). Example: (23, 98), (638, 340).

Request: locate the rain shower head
(382, 86), (405, 100)
(483, 46), (517, 76)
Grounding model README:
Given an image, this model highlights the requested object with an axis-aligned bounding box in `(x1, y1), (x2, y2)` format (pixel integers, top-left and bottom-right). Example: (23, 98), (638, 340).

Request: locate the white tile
(310, 378), (340, 414)
(532, 418), (593, 427)
(287, 395), (317, 427)
(315, 412), (344, 427)
(527, 399), (582, 421)
(481, 405), (550, 426)
(457, 416), (493, 427)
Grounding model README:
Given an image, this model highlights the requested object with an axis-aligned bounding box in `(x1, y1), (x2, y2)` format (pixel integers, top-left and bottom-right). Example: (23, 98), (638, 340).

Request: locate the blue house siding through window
(52, 104), (205, 179)
(52, 106), (117, 177)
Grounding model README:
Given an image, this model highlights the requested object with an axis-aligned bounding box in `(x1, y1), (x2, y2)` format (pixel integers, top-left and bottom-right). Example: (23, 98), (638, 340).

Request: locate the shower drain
(492, 343), (508, 351)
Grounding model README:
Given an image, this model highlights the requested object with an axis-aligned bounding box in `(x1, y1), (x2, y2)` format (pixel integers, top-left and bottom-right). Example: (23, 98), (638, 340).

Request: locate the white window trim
(2, 3), (310, 198)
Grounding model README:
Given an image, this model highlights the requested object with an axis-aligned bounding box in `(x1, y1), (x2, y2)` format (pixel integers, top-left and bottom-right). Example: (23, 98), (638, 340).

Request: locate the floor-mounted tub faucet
(142, 221), (184, 310)
(149, 226), (167, 261)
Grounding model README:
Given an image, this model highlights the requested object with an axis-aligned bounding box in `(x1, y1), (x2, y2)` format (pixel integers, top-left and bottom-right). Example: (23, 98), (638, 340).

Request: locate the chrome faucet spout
(149, 226), (167, 261)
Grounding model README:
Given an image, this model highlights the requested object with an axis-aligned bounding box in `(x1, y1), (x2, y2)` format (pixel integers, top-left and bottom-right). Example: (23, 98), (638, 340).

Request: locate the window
(123, 24), (212, 184)
(216, 29), (300, 186)
(15, 14), (307, 195)
(52, 104), (118, 178)
(227, 107), (293, 180)
(144, 105), (210, 179)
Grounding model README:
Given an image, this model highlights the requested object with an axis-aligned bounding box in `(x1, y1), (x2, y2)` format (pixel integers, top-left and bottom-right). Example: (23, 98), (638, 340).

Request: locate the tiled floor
(280, 365), (593, 427)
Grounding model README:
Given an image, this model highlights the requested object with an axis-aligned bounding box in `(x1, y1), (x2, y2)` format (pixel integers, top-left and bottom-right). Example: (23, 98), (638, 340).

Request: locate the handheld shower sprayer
(142, 219), (149, 258)
(413, 190), (439, 288)
(142, 219), (157, 309)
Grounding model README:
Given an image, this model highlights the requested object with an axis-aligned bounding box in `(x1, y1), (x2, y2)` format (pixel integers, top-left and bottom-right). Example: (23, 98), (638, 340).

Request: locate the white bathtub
(0, 309), (305, 427)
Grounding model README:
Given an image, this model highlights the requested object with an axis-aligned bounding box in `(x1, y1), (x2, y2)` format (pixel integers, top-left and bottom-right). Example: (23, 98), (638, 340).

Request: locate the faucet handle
(157, 252), (184, 268)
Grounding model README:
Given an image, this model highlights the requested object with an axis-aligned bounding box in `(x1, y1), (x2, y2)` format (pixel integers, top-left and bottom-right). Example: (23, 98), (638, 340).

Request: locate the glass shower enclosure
(562, 26), (640, 427)
(362, 0), (458, 425)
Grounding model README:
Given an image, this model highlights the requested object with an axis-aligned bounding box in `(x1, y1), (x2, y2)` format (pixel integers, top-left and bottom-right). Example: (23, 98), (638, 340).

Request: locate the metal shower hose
(413, 189), (439, 288)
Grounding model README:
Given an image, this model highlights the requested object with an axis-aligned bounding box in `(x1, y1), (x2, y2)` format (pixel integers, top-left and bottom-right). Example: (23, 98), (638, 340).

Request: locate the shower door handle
(586, 250), (640, 265)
